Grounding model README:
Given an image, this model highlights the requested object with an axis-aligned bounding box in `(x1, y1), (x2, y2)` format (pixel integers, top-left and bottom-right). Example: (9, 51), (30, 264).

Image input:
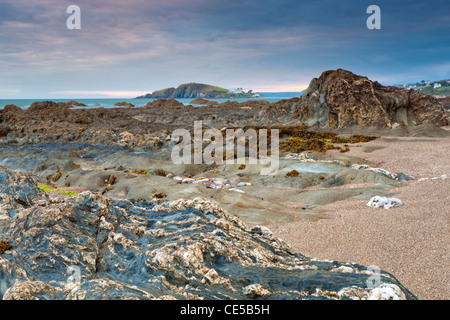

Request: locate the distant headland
(135, 82), (263, 99)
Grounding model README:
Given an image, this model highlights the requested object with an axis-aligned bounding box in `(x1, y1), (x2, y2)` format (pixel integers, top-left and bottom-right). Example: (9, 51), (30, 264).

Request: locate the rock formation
(0, 165), (415, 300)
(114, 101), (135, 108)
(190, 98), (220, 106)
(294, 69), (448, 128)
(67, 101), (87, 107)
(145, 98), (186, 109)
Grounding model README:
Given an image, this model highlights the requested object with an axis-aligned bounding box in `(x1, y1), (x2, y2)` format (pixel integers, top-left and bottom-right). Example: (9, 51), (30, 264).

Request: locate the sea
(0, 97), (294, 109)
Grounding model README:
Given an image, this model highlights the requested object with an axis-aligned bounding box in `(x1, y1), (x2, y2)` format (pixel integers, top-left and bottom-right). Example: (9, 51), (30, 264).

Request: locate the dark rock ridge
(0, 165), (415, 300)
(292, 69), (449, 128)
(136, 83), (258, 99)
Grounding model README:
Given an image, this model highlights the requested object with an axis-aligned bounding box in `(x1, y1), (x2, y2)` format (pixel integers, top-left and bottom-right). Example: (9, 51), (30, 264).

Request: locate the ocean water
(0, 97), (291, 109)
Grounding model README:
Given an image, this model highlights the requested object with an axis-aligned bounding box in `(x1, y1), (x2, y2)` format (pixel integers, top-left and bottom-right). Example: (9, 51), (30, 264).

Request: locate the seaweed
(106, 175), (117, 185)
(152, 192), (167, 199)
(285, 170), (299, 178)
(153, 169), (168, 177)
(230, 125), (378, 154)
(46, 170), (63, 182)
(131, 169), (151, 175)
(0, 241), (12, 254)
(281, 138), (342, 153)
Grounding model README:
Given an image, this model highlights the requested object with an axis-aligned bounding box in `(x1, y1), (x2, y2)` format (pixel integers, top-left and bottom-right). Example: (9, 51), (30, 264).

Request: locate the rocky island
(135, 82), (261, 99)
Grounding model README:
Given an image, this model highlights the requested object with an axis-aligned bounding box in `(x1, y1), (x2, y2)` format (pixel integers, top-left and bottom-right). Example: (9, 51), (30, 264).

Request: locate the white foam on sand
(366, 196), (403, 209)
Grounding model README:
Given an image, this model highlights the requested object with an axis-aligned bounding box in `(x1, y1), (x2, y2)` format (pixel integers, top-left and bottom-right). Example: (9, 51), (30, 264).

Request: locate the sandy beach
(269, 130), (450, 300)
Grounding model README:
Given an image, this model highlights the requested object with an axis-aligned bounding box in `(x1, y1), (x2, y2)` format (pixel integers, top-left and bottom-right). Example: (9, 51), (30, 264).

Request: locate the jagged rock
(0, 166), (47, 217)
(295, 69), (448, 128)
(0, 166), (416, 300)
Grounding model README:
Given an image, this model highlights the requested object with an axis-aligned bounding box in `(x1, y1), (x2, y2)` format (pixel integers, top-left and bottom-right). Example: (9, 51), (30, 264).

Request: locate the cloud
(0, 0), (448, 97)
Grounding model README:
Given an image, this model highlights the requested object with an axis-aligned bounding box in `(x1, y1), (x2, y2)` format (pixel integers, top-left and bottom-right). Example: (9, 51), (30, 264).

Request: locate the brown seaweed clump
(285, 170), (299, 178)
(153, 169), (168, 177)
(235, 126), (378, 154)
(152, 192), (167, 199)
(281, 138), (342, 153)
(0, 241), (12, 254)
(45, 170), (63, 182)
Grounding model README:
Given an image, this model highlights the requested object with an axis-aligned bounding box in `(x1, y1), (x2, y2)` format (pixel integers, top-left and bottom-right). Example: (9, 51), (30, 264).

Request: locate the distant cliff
(136, 83), (261, 99)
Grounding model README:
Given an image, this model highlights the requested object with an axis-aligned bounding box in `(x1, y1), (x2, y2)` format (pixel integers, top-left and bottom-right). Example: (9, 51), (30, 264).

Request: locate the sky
(0, 0), (449, 99)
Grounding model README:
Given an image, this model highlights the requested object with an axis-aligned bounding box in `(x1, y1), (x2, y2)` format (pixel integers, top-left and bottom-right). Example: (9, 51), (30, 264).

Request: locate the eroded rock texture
(0, 166), (415, 300)
(295, 69), (448, 128)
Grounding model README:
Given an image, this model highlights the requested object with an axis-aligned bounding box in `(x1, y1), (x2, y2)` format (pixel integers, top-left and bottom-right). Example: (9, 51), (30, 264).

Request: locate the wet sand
(268, 131), (450, 300)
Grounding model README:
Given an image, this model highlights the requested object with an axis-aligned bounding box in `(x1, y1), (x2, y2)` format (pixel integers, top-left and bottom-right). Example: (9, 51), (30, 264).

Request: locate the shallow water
(283, 162), (341, 174)
(0, 97), (287, 109)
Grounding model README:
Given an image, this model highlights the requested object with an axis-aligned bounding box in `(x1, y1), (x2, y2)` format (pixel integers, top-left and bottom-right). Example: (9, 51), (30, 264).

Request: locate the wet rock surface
(0, 141), (405, 225)
(0, 166), (415, 300)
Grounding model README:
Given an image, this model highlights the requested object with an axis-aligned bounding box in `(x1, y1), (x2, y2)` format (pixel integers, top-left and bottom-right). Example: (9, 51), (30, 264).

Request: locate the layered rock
(0, 166), (415, 300)
(294, 69), (448, 128)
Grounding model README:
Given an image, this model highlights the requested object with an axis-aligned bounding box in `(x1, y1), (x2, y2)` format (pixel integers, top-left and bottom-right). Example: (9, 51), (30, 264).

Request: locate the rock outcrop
(0, 165), (415, 300)
(67, 101), (87, 107)
(294, 69), (448, 128)
(145, 98), (186, 109)
(190, 98), (220, 106)
(114, 102), (135, 108)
